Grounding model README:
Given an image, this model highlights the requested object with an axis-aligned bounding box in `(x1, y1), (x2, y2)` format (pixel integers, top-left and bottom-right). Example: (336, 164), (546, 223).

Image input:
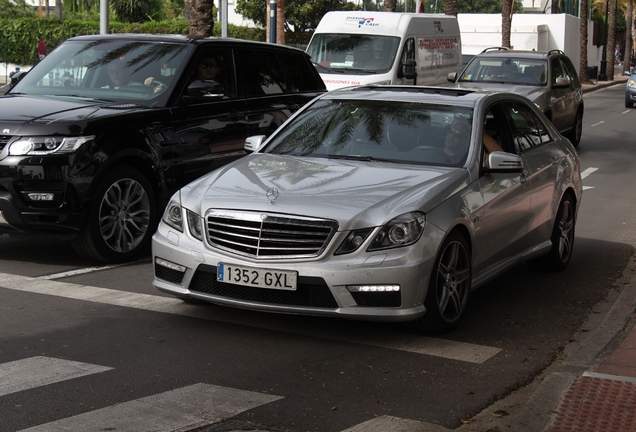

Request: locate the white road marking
(581, 167), (598, 190)
(342, 415), (451, 432)
(18, 383), (282, 432)
(0, 273), (501, 364)
(580, 167), (598, 179)
(622, 110), (631, 114)
(40, 258), (150, 280)
(0, 356), (112, 397)
(590, 121), (605, 127)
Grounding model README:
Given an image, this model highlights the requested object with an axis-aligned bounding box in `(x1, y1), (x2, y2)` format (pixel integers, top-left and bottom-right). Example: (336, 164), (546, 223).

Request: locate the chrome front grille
(206, 210), (338, 259)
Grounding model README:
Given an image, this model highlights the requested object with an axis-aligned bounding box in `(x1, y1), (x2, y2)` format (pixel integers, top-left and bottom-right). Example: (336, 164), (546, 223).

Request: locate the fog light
(155, 257), (186, 273)
(347, 285), (400, 292)
(27, 193), (54, 201)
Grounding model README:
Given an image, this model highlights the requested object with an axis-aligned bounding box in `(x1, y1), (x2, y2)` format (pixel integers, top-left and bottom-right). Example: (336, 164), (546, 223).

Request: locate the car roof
(66, 34), (307, 53)
(321, 85), (527, 108)
(474, 48), (565, 60)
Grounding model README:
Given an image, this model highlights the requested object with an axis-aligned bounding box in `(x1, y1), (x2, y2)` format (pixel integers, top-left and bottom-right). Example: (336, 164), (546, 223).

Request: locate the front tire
(410, 231), (471, 334)
(72, 167), (157, 263)
(527, 194), (575, 271)
(626, 98), (634, 108)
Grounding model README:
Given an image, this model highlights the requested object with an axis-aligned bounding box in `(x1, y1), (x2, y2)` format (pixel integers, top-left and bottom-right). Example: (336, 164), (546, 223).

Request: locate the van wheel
(73, 167), (156, 263)
(408, 231), (471, 334)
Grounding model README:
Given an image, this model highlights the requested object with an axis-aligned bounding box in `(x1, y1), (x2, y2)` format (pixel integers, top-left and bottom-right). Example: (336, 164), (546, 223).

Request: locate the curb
(583, 76), (627, 93)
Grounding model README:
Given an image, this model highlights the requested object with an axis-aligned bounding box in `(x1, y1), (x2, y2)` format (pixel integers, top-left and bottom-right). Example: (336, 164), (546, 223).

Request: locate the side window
(504, 102), (552, 152)
(560, 58), (576, 83)
(401, 38), (415, 63)
(186, 48), (237, 100)
(278, 52), (323, 92)
(550, 57), (566, 85)
(236, 49), (288, 97)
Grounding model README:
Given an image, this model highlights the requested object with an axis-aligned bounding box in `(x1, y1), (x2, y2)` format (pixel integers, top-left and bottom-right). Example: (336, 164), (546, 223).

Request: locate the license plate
(217, 263), (297, 291)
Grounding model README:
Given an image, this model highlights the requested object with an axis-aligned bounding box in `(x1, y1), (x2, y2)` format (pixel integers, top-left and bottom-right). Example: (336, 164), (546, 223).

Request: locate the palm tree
(625, 0), (633, 72)
(189, 0), (213, 37)
(445, 0), (458, 16)
(607, 0), (617, 79)
(502, 0), (514, 48)
(580, 0), (591, 83)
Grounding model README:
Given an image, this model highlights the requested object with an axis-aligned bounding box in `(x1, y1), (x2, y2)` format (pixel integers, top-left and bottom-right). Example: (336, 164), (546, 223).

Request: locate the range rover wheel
(73, 167), (157, 263)
(409, 231), (471, 334)
(527, 194), (575, 271)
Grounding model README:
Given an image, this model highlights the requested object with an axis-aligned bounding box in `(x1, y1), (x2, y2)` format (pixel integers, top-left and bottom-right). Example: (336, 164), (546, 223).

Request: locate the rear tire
(527, 194), (575, 271)
(409, 231), (471, 334)
(72, 167), (157, 263)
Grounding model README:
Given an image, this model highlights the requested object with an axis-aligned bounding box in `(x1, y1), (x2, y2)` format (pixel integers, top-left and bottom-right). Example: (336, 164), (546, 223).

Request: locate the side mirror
(244, 135), (267, 153)
(554, 76), (571, 88)
(186, 79), (224, 98)
(484, 152), (523, 173)
(401, 59), (417, 79)
(10, 71), (27, 88)
(447, 72), (458, 83)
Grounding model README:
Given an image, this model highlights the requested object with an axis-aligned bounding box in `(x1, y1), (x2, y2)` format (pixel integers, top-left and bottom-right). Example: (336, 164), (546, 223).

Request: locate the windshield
(10, 39), (192, 104)
(264, 99), (474, 167)
(459, 57), (548, 86)
(307, 34), (400, 74)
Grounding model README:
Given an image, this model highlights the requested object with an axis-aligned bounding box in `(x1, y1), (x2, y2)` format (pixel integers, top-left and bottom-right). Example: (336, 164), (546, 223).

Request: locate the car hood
(180, 154), (470, 230)
(0, 94), (149, 135)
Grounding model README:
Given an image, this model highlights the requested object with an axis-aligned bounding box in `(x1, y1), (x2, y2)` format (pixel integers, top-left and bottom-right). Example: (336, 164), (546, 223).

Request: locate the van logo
(358, 18), (379, 28)
(434, 20), (444, 33)
(2, 129), (9, 134)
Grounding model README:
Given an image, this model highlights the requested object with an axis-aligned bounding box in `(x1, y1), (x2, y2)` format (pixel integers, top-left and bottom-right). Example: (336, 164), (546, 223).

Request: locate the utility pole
(598, 0), (609, 80)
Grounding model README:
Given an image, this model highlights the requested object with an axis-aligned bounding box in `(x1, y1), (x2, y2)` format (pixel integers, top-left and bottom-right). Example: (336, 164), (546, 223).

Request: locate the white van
(306, 12), (462, 91)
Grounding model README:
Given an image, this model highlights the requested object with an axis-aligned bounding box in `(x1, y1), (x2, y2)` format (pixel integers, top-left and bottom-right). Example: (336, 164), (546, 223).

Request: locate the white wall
(458, 13), (602, 75)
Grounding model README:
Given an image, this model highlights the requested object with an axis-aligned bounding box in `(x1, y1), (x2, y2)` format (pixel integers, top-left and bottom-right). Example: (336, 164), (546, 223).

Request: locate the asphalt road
(0, 84), (634, 432)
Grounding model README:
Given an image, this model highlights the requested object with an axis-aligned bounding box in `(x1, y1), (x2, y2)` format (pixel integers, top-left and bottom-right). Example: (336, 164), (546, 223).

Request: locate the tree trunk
(625, 0), (633, 72)
(501, 0), (514, 48)
(189, 0), (214, 37)
(445, 0), (457, 16)
(384, 0), (396, 12)
(55, 0), (61, 19)
(277, 0), (285, 45)
(607, 0), (616, 80)
(579, 0), (591, 83)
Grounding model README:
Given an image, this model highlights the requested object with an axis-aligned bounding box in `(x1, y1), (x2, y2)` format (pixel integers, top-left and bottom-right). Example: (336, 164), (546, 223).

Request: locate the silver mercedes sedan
(152, 85), (582, 334)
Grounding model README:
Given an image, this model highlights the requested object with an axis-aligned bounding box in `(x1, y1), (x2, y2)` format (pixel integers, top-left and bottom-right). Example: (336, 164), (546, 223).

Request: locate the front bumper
(151, 221), (446, 323)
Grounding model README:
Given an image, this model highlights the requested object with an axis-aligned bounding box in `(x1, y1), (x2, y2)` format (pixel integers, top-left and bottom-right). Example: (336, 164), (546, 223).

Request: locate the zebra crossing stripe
(18, 383), (282, 432)
(0, 272), (501, 364)
(0, 356), (112, 397)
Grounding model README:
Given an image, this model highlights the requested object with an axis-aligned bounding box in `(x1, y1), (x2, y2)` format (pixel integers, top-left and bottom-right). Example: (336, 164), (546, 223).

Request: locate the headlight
(162, 193), (183, 232)
(367, 211), (426, 251)
(8, 135), (94, 156)
(186, 209), (203, 241)
(628, 79), (636, 88)
(334, 228), (374, 255)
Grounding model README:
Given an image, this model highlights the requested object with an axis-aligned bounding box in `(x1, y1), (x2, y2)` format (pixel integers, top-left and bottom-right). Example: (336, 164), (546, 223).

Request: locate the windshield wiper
(327, 154), (392, 162)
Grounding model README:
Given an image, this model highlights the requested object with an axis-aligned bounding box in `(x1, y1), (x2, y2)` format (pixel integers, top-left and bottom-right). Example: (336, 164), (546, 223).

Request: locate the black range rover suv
(0, 34), (326, 263)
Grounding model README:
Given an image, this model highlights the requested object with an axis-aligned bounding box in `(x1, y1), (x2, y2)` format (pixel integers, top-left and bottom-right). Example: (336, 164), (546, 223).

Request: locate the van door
(166, 47), (249, 190)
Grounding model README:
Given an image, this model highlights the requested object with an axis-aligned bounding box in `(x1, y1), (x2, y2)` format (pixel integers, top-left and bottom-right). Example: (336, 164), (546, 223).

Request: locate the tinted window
(550, 57), (566, 85)
(185, 48), (237, 99)
(504, 102), (551, 152)
(278, 52), (324, 92)
(236, 49), (288, 97)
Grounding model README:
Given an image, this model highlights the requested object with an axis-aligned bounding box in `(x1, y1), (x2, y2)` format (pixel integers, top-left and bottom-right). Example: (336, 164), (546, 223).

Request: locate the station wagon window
(504, 102), (551, 152)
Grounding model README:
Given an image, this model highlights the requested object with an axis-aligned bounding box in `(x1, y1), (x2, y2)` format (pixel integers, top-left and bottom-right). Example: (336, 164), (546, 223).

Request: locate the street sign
(37, 40), (46, 56)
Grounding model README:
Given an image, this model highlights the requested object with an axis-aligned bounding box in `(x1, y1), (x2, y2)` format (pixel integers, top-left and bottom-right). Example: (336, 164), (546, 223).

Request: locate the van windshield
(307, 34), (400, 74)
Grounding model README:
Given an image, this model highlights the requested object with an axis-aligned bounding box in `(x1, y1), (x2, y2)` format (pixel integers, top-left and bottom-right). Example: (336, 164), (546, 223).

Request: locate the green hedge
(0, 18), (266, 66)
